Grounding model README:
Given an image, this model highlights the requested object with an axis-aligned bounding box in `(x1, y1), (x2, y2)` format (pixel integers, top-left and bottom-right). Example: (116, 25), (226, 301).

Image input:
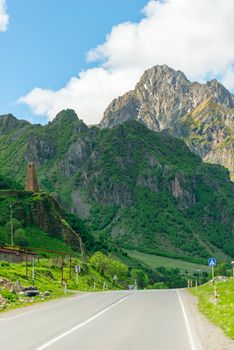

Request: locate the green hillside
(0, 111), (233, 262)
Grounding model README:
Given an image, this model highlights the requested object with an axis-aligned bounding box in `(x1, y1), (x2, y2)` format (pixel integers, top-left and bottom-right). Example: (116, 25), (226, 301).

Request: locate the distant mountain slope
(0, 114), (30, 136)
(0, 110), (233, 260)
(101, 65), (234, 178)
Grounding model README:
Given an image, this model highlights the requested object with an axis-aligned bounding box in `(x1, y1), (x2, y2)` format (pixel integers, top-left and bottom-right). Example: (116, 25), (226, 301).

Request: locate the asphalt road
(0, 290), (203, 350)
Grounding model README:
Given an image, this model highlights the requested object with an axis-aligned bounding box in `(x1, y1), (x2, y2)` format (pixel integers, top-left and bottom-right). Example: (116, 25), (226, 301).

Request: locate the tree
(131, 269), (149, 289)
(105, 259), (128, 280)
(152, 282), (167, 289)
(5, 218), (21, 234)
(14, 228), (29, 247)
(90, 251), (128, 282)
(90, 251), (109, 275)
(217, 262), (229, 276)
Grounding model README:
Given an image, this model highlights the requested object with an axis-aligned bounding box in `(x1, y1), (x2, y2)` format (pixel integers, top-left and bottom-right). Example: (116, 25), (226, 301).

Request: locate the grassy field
(127, 250), (210, 273)
(0, 258), (117, 312)
(191, 278), (234, 339)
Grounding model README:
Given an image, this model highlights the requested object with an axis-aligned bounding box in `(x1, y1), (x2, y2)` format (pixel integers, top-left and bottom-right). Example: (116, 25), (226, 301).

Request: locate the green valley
(126, 251), (210, 274)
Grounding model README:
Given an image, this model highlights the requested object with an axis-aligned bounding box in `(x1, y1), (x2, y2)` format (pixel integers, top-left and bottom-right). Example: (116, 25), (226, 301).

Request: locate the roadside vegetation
(191, 277), (234, 339)
(0, 253), (125, 312)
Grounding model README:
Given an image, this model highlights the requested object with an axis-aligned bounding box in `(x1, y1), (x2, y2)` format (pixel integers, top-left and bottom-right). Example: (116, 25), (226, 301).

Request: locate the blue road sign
(208, 258), (217, 267)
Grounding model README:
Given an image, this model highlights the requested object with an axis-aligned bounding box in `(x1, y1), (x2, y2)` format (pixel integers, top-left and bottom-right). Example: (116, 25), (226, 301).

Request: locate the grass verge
(190, 277), (234, 339)
(0, 258), (118, 312)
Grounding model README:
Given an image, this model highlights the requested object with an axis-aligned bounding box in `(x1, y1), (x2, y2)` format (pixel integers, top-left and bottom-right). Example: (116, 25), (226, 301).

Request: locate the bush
(149, 282), (168, 289)
(1, 290), (18, 302)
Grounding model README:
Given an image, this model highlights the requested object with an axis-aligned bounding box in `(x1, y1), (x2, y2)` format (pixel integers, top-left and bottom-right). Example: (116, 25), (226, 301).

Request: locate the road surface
(0, 290), (203, 350)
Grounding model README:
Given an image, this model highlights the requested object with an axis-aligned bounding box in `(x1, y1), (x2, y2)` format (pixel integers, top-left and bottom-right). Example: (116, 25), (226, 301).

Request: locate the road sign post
(208, 258), (216, 280)
(113, 275), (118, 285)
(103, 281), (108, 290)
(74, 265), (80, 287)
(64, 281), (67, 294)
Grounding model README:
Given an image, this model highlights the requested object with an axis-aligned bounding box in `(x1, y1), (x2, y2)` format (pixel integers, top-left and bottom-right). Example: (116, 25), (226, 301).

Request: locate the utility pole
(69, 255), (72, 279)
(10, 204), (14, 246)
(61, 257), (64, 285)
(25, 252), (28, 279)
(32, 256), (35, 285)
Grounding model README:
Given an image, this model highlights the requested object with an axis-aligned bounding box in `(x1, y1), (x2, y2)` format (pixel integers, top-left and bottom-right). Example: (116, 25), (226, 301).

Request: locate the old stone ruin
(25, 161), (39, 192)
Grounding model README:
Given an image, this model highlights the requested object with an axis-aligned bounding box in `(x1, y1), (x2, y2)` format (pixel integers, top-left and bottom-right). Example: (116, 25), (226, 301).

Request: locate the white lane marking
(177, 290), (197, 350)
(0, 293), (91, 322)
(35, 295), (129, 350)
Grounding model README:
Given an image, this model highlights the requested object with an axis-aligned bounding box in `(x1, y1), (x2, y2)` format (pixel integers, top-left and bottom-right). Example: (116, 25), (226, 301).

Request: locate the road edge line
(35, 295), (129, 350)
(177, 289), (197, 350)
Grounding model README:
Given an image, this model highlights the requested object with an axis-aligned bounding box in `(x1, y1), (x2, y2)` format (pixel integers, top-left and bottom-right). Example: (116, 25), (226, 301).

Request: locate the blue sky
(1, 0), (234, 125)
(0, 0), (148, 123)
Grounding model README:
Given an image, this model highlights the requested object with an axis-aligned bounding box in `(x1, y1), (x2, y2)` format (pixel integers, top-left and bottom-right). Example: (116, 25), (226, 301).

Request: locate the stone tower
(25, 162), (39, 192)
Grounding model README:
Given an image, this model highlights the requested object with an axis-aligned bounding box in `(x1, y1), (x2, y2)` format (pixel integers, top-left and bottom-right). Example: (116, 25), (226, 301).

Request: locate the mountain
(0, 114), (30, 136)
(0, 110), (233, 261)
(101, 65), (234, 179)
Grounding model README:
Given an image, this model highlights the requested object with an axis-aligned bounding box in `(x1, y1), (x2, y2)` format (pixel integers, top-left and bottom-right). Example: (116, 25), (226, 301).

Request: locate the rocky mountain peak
(100, 64), (234, 178)
(51, 109), (80, 125)
(137, 64), (189, 89)
(101, 65), (194, 130)
(0, 114), (30, 136)
(101, 65), (234, 130)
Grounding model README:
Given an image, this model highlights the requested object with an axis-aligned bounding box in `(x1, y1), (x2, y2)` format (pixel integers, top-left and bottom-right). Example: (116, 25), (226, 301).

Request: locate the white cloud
(19, 0), (234, 124)
(0, 0), (9, 31)
(19, 68), (140, 124)
(222, 67), (234, 91)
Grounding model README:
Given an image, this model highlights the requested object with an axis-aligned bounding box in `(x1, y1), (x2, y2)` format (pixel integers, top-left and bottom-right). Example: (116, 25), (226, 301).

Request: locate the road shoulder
(0, 291), (89, 319)
(180, 290), (234, 350)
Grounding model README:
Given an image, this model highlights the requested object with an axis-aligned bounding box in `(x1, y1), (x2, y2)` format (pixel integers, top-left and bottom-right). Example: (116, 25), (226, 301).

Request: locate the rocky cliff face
(101, 65), (234, 177)
(0, 190), (81, 250)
